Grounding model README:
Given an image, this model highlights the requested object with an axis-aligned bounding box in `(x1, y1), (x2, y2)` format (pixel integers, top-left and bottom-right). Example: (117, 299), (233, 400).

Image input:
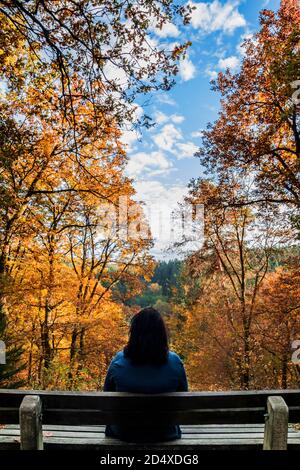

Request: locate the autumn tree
(66, 194), (153, 382)
(197, 0), (300, 208)
(180, 179), (292, 389)
(0, 26), (115, 312)
(0, 0), (191, 131)
(0, 13), (155, 387)
(1, 105), (154, 387)
(255, 257), (300, 388)
(0, 0), (189, 323)
(186, 0), (300, 390)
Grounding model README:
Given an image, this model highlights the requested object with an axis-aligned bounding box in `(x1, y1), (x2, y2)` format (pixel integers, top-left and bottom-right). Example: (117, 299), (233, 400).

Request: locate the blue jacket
(103, 350), (188, 442)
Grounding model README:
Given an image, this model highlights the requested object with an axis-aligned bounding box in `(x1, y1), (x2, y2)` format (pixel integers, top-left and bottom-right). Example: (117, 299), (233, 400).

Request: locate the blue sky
(121, 0), (281, 257)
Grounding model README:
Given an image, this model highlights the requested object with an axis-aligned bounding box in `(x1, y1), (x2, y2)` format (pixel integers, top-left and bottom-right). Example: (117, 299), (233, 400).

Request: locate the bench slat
(41, 407), (266, 425)
(1, 423), (300, 450)
(2, 428), (300, 437)
(0, 429), (276, 439)
(2, 406), (300, 425)
(1, 389), (300, 410)
(25, 436), (300, 450)
(0, 423), (270, 431)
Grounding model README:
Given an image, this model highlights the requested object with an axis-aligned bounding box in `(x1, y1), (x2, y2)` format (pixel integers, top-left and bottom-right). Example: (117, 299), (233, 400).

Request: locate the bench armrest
(263, 396), (289, 450)
(19, 395), (43, 450)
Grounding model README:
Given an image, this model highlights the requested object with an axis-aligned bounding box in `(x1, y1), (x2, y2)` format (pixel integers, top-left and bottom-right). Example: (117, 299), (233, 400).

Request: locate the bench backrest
(1, 389), (300, 426)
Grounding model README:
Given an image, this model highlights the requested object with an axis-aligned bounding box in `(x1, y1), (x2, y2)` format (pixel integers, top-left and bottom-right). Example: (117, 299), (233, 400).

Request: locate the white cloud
(206, 67), (219, 80)
(126, 151), (172, 178)
(153, 123), (183, 152)
(103, 61), (129, 89)
(175, 142), (198, 159)
(152, 122), (198, 160)
(153, 21), (180, 38)
(120, 104), (143, 152)
(148, 15), (180, 38)
(179, 56), (196, 81)
(189, 0), (246, 35)
(191, 130), (204, 138)
(134, 180), (188, 257)
(171, 114), (185, 124)
(157, 94), (177, 106)
(218, 55), (240, 72)
(120, 128), (140, 152)
(135, 180), (187, 207)
(154, 111), (168, 125)
(132, 103), (144, 120)
(134, 180), (203, 259)
(154, 111), (185, 125)
(205, 55), (241, 81)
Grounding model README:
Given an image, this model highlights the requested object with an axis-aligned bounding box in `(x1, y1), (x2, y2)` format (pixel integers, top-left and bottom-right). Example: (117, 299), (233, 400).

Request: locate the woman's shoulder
(110, 350), (128, 366)
(110, 350), (184, 367)
(112, 350), (124, 361)
(107, 350), (123, 366)
(168, 351), (184, 364)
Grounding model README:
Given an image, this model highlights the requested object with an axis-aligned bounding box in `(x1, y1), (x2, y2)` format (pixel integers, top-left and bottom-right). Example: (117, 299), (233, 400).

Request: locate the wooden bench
(0, 389), (300, 450)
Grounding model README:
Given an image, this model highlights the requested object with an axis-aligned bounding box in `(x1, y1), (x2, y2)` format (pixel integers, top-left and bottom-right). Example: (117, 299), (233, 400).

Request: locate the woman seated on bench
(104, 306), (188, 442)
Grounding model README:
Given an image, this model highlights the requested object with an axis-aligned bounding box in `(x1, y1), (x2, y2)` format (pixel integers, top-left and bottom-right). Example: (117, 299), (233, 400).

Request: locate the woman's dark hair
(124, 307), (169, 366)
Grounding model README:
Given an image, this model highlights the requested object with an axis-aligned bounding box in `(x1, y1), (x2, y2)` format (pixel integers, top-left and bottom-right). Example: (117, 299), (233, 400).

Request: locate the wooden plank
(1, 427), (264, 436)
(41, 434), (265, 441)
(41, 436), (300, 446)
(185, 423), (266, 428)
(41, 406), (267, 425)
(1, 432), (300, 446)
(0, 429), (276, 439)
(2, 408), (292, 427)
(39, 436), (266, 445)
(3, 423), (269, 432)
(182, 429), (267, 434)
(41, 406), (300, 425)
(1, 433), (300, 451)
(1, 389), (300, 411)
(2, 423), (299, 437)
(0, 435), (262, 451)
(0, 435), (20, 444)
(0, 427), (268, 436)
(5, 424), (106, 432)
(0, 423), (269, 433)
